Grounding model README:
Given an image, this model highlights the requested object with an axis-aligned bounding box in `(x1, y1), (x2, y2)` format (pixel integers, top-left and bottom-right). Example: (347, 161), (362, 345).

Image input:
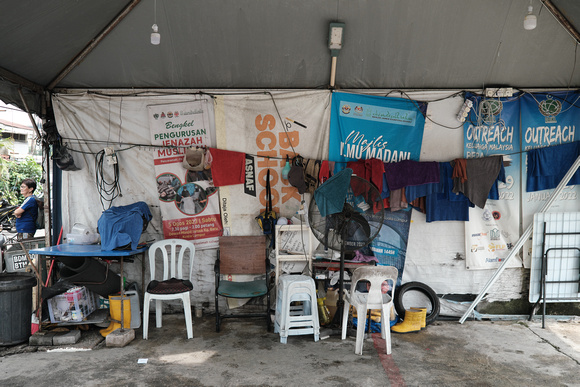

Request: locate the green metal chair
(214, 235), (271, 332)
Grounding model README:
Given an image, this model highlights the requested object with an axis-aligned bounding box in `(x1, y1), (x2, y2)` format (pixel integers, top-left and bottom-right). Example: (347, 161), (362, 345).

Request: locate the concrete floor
(0, 313), (579, 387)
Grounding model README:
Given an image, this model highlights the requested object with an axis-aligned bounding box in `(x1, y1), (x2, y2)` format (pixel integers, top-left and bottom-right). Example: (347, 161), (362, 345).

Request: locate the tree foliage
(0, 156), (43, 205)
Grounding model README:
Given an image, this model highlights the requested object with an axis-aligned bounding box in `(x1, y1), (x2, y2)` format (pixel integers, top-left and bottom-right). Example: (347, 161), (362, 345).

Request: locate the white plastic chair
(341, 266), (398, 355)
(143, 239), (196, 339)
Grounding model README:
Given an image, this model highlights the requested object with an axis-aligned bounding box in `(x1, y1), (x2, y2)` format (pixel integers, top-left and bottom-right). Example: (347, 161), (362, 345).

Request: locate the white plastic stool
(274, 275), (320, 344)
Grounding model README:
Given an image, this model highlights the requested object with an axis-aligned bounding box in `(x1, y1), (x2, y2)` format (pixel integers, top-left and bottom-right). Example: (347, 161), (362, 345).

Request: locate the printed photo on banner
(329, 92), (427, 163)
(463, 92), (522, 270)
(148, 99), (222, 249)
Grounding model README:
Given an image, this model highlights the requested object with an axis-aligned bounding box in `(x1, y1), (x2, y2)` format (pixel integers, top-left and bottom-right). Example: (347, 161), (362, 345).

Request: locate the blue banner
(329, 92), (426, 162)
(369, 208), (412, 287)
(520, 92), (579, 267)
(521, 91), (579, 150)
(463, 93), (522, 269)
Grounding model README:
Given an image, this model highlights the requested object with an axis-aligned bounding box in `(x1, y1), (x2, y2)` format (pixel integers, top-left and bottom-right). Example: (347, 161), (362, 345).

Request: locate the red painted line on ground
(373, 333), (407, 387)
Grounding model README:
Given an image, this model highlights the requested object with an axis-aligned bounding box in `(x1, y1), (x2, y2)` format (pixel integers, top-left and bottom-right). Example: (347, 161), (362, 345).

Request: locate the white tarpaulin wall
(214, 91), (331, 236)
(52, 89), (527, 309)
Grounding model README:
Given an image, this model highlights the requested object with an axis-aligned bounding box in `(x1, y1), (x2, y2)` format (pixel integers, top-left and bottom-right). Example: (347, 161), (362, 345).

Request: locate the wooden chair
(214, 236), (271, 332)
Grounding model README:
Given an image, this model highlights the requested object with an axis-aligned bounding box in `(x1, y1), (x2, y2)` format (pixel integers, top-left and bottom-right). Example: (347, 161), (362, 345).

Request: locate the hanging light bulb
(524, 4), (537, 30)
(151, 24), (160, 45)
(150, 0), (160, 45)
(282, 156), (291, 180)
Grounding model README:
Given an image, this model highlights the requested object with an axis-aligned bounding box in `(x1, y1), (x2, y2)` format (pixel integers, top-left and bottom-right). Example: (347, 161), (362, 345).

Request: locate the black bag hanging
(255, 169), (277, 247)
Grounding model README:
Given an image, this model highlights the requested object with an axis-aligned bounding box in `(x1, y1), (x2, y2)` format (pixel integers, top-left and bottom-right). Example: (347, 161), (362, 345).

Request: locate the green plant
(0, 156), (42, 205)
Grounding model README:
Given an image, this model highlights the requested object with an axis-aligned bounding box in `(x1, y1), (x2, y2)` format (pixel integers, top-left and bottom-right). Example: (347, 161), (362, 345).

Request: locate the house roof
(0, 118), (34, 132)
(1, 0), (580, 117)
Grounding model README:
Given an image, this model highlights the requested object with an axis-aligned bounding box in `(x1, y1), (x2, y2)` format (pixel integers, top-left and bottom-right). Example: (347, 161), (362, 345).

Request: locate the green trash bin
(0, 273), (37, 345)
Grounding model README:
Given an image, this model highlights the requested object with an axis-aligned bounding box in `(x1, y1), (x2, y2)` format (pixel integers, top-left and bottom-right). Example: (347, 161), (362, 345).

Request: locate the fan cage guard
(309, 175), (384, 253)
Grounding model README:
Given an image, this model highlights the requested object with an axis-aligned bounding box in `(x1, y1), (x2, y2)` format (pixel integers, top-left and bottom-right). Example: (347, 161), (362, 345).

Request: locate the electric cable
(266, 91), (298, 158)
(95, 149), (122, 210)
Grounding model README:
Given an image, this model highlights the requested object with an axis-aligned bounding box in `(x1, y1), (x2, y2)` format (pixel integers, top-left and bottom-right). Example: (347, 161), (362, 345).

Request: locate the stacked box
(47, 286), (97, 323)
(3, 238), (46, 273)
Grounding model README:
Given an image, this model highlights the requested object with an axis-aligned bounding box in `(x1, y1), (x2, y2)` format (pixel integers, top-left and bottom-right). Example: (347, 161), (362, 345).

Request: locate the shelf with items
(274, 223), (317, 287)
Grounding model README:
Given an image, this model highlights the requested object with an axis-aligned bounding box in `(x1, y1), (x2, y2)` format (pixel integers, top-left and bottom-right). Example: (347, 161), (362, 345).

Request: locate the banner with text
(463, 93), (522, 270)
(329, 93), (423, 279)
(329, 92), (426, 163)
(148, 99), (222, 250)
(520, 91), (580, 266)
(214, 91), (331, 236)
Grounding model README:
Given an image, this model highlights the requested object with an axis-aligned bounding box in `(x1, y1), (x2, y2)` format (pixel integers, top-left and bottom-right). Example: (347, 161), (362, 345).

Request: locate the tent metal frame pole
(47, 0), (142, 90)
(459, 153), (580, 324)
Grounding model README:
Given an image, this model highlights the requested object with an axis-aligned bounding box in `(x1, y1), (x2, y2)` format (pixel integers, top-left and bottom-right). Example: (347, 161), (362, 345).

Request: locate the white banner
(148, 99), (222, 249)
(214, 91), (331, 235)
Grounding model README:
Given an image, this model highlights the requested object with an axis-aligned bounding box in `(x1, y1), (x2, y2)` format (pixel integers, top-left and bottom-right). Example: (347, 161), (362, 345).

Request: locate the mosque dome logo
(539, 96), (561, 123)
(481, 99), (503, 125)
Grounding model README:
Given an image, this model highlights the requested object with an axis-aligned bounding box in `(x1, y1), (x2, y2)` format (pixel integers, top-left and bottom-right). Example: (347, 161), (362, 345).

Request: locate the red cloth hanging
(208, 148), (246, 187)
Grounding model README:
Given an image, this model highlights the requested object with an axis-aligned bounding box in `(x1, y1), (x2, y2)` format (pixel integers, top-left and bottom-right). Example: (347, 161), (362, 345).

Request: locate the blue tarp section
(97, 202), (152, 251)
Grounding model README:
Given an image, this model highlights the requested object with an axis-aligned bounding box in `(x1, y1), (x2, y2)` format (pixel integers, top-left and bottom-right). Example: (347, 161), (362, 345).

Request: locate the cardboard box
(325, 289), (339, 321)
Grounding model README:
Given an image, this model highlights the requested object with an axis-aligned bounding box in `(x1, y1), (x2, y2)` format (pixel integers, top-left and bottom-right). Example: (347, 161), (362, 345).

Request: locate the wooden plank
(219, 236), (266, 274)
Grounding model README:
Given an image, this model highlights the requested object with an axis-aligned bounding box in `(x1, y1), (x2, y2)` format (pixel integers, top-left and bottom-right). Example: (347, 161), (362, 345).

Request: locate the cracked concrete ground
(0, 314), (578, 386)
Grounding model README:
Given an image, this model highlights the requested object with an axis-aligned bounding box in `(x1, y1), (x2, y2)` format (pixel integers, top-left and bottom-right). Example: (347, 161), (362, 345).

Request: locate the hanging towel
(452, 156), (503, 208)
(319, 160), (334, 184)
(488, 162), (506, 200)
(405, 182), (440, 203)
(426, 163), (470, 222)
(526, 141), (580, 192)
(208, 148), (246, 187)
(314, 168), (353, 217)
(384, 160), (440, 191)
(452, 158), (467, 183)
(389, 188), (408, 212)
(347, 159), (384, 195)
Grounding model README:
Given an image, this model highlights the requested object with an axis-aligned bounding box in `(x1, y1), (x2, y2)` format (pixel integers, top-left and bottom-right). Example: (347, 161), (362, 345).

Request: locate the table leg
(120, 257), (125, 332)
(141, 252), (145, 308)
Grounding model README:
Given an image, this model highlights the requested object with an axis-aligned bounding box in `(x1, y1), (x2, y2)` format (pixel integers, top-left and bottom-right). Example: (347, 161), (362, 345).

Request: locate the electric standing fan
(308, 169), (384, 325)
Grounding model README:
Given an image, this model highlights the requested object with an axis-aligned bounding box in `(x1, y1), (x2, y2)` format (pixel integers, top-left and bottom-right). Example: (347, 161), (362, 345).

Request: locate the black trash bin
(0, 273), (37, 345)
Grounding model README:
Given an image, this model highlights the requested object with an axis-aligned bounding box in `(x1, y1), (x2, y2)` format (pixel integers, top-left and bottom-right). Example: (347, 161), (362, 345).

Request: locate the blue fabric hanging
(314, 168), (353, 217)
(527, 141), (580, 192)
(98, 201), (152, 251)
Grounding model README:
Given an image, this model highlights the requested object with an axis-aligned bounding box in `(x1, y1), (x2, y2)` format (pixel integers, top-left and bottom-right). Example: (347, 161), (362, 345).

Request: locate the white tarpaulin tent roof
(2, 0), (580, 116)
(2, 0), (580, 312)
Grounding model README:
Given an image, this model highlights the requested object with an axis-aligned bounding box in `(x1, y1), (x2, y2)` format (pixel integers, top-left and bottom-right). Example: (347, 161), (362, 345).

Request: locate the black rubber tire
(395, 281), (440, 326)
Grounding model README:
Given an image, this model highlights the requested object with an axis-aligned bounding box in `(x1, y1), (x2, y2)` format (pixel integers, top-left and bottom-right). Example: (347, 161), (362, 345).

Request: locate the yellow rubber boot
(391, 309), (422, 334)
(99, 296), (131, 337)
(410, 307), (427, 329)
